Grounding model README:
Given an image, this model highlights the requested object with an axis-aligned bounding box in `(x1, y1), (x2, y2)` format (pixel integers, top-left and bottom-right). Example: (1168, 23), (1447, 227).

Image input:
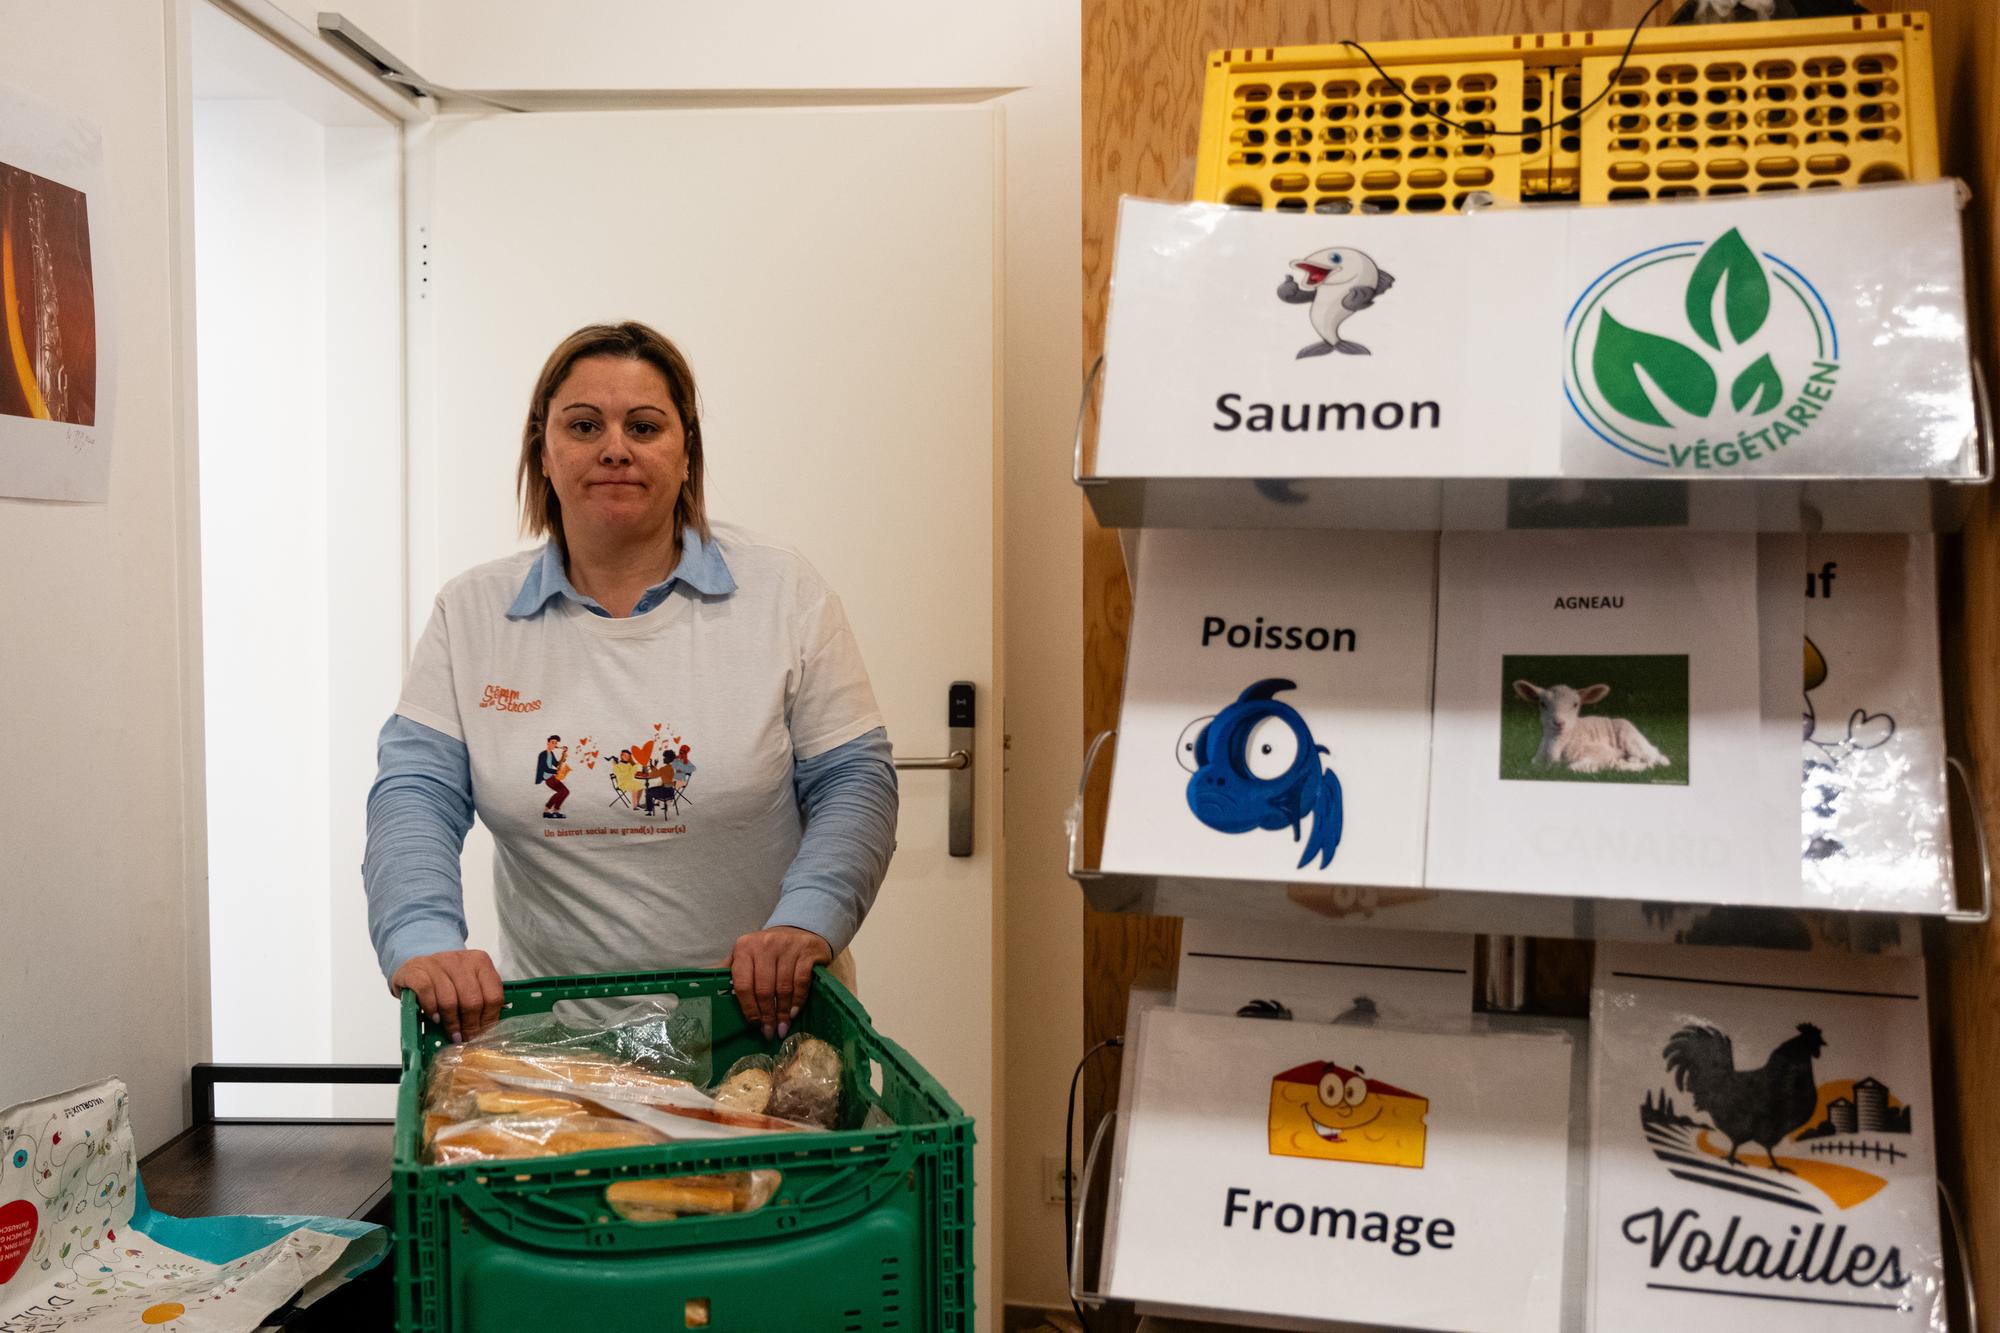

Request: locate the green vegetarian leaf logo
(1593, 311), (1717, 426)
(1731, 353), (1783, 414)
(1591, 229), (1786, 427)
(1686, 227), (1771, 350)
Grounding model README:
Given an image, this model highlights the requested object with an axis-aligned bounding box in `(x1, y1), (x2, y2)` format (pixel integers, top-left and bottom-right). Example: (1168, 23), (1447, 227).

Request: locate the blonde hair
(517, 321), (709, 552)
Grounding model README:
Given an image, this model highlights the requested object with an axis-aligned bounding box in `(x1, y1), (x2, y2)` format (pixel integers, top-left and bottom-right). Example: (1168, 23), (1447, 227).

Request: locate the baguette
(473, 1090), (591, 1117)
(460, 1047), (693, 1096)
(428, 1114), (662, 1165)
(604, 1170), (782, 1221)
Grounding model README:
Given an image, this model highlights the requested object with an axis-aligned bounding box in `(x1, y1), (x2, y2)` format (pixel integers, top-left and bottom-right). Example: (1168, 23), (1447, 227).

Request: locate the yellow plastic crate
(1194, 12), (1937, 213)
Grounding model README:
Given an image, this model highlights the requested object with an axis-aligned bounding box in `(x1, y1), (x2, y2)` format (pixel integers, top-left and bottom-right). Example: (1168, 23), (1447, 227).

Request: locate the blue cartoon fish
(1178, 678), (1344, 869)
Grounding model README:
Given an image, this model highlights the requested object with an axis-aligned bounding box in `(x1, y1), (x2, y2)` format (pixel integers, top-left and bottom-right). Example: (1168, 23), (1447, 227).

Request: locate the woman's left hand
(724, 926), (832, 1039)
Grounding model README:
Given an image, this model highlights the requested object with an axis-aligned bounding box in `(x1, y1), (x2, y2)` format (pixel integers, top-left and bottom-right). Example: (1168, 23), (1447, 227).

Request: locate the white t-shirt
(394, 524), (884, 979)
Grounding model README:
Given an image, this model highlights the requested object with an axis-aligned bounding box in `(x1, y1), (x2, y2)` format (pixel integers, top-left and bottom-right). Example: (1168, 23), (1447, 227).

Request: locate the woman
(363, 322), (898, 1043)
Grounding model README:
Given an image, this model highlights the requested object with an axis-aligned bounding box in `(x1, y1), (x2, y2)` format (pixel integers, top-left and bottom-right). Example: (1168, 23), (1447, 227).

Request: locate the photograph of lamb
(1500, 654), (1688, 785)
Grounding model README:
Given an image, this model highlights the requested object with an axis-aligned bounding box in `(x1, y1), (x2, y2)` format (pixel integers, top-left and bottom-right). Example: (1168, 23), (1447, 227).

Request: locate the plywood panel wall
(1082, 2), (2000, 1318)
(1914, 0), (2000, 1321)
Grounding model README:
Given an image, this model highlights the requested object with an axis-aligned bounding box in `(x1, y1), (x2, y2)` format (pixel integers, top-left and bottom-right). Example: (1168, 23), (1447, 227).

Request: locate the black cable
(1335, 0), (1666, 141)
(1064, 1035), (1123, 1333)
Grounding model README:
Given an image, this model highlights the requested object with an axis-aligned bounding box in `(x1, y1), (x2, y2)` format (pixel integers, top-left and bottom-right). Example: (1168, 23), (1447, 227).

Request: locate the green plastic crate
(391, 968), (974, 1333)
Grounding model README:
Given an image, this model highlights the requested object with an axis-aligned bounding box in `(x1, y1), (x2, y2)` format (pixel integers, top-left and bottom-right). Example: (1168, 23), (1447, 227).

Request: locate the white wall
(0, 0), (204, 1156)
(410, 3), (1086, 1312)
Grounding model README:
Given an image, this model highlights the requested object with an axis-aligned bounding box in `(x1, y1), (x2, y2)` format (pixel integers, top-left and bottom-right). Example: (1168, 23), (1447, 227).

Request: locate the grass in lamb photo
(1500, 653), (1689, 786)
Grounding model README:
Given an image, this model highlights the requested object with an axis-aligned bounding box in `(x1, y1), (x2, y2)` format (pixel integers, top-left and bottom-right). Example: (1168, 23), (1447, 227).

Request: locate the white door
(411, 105), (1000, 1315)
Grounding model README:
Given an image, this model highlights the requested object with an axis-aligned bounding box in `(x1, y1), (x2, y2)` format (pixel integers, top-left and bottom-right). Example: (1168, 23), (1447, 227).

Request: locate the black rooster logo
(1663, 1022), (1824, 1172)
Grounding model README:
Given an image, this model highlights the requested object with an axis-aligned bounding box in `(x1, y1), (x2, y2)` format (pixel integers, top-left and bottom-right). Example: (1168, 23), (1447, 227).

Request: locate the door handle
(891, 681), (974, 857)
(892, 751), (969, 771)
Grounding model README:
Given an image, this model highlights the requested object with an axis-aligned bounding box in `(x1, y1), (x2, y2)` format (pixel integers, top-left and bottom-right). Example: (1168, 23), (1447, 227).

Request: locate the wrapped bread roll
(423, 1049), (504, 1121)
(766, 1035), (843, 1129)
(428, 1113), (663, 1166)
(712, 1057), (775, 1116)
(473, 1090), (591, 1117)
(604, 1171), (783, 1222)
(460, 1047), (692, 1098)
(544, 1125), (661, 1155)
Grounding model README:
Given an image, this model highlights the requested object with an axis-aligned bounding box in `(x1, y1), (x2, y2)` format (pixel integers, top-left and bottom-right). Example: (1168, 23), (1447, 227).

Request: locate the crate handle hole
(686, 1298), (711, 1328)
(870, 1059), (886, 1097)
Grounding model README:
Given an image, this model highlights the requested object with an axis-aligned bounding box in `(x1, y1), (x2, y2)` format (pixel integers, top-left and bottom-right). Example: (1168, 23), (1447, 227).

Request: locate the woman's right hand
(390, 949), (505, 1043)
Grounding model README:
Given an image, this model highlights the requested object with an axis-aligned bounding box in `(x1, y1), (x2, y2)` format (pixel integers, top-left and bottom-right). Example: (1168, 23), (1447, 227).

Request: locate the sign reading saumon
(1094, 185), (1975, 482)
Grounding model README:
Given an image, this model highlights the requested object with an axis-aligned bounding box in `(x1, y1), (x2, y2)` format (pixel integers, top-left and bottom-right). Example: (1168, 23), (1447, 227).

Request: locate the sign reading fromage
(1094, 183), (1975, 480)
(1103, 1009), (1572, 1332)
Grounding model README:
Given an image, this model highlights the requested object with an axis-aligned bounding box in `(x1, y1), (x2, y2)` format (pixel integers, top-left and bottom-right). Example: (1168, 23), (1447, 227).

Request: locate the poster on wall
(1101, 528), (1438, 889)
(1589, 944), (1943, 1332)
(0, 82), (110, 503)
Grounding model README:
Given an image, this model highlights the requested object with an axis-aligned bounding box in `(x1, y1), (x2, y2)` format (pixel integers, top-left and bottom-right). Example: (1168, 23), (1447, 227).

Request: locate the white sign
(1590, 945), (1943, 1332)
(1426, 531), (1794, 903)
(1106, 1009), (1573, 1332)
(1101, 529), (1437, 888)
(1096, 183), (1974, 481)
(1794, 536), (1950, 910)
(1177, 918), (1474, 1025)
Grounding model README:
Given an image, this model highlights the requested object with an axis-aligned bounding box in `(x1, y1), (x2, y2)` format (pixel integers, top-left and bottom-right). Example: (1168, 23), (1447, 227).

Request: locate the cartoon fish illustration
(1276, 246), (1395, 358)
(1179, 678), (1344, 869)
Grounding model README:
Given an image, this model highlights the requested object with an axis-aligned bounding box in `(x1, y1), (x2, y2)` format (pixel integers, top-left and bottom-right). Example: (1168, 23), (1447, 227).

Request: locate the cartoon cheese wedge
(1268, 1059), (1429, 1169)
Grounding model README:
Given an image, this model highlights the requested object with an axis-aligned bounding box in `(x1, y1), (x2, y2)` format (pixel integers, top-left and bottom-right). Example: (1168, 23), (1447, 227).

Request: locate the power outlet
(1041, 1153), (1077, 1206)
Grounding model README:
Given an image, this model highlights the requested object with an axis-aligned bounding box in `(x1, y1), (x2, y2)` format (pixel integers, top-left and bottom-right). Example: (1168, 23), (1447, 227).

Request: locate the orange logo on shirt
(479, 684), (543, 713)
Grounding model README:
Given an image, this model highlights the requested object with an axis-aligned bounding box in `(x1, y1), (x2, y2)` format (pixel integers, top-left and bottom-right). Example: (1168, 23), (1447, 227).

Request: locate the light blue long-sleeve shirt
(362, 536), (898, 981)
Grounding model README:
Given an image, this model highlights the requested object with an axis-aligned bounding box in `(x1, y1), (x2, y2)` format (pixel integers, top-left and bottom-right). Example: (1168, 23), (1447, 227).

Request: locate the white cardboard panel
(1589, 944), (1943, 1332)
(1426, 531), (1771, 901)
(1106, 1009), (1572, 1332)
(1103, 529), (1437, 888)
(1097, 184), (1974, 482)
(1177, 918), (1474, 1025)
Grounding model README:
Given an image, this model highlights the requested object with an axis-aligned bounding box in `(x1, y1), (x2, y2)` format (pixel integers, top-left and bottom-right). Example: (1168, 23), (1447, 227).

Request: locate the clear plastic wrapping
(765, 1034), (844, 1129)
(422, 1001), (827, 1166)
(1794, 535), (1952, 913)
(604, 1171), (782, 1222)
(712, 1055), (776, 1115)
(429, 1113), (667, 1166)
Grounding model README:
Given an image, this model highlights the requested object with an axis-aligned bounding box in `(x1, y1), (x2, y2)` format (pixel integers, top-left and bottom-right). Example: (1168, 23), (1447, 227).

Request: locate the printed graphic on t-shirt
(531, 723), (699, 838)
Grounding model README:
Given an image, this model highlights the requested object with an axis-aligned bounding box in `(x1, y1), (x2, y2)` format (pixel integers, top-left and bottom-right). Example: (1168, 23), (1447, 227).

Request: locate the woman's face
(541, 354), (687, 548)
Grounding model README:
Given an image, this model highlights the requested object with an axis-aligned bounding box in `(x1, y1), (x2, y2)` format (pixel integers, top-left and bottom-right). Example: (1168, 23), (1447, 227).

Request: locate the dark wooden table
(141, 1120), (395, 1224)
(139, 1065), (400, 1329)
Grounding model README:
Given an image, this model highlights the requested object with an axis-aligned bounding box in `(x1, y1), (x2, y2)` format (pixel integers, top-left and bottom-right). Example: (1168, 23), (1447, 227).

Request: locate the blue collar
(506, 530), (738, 620)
